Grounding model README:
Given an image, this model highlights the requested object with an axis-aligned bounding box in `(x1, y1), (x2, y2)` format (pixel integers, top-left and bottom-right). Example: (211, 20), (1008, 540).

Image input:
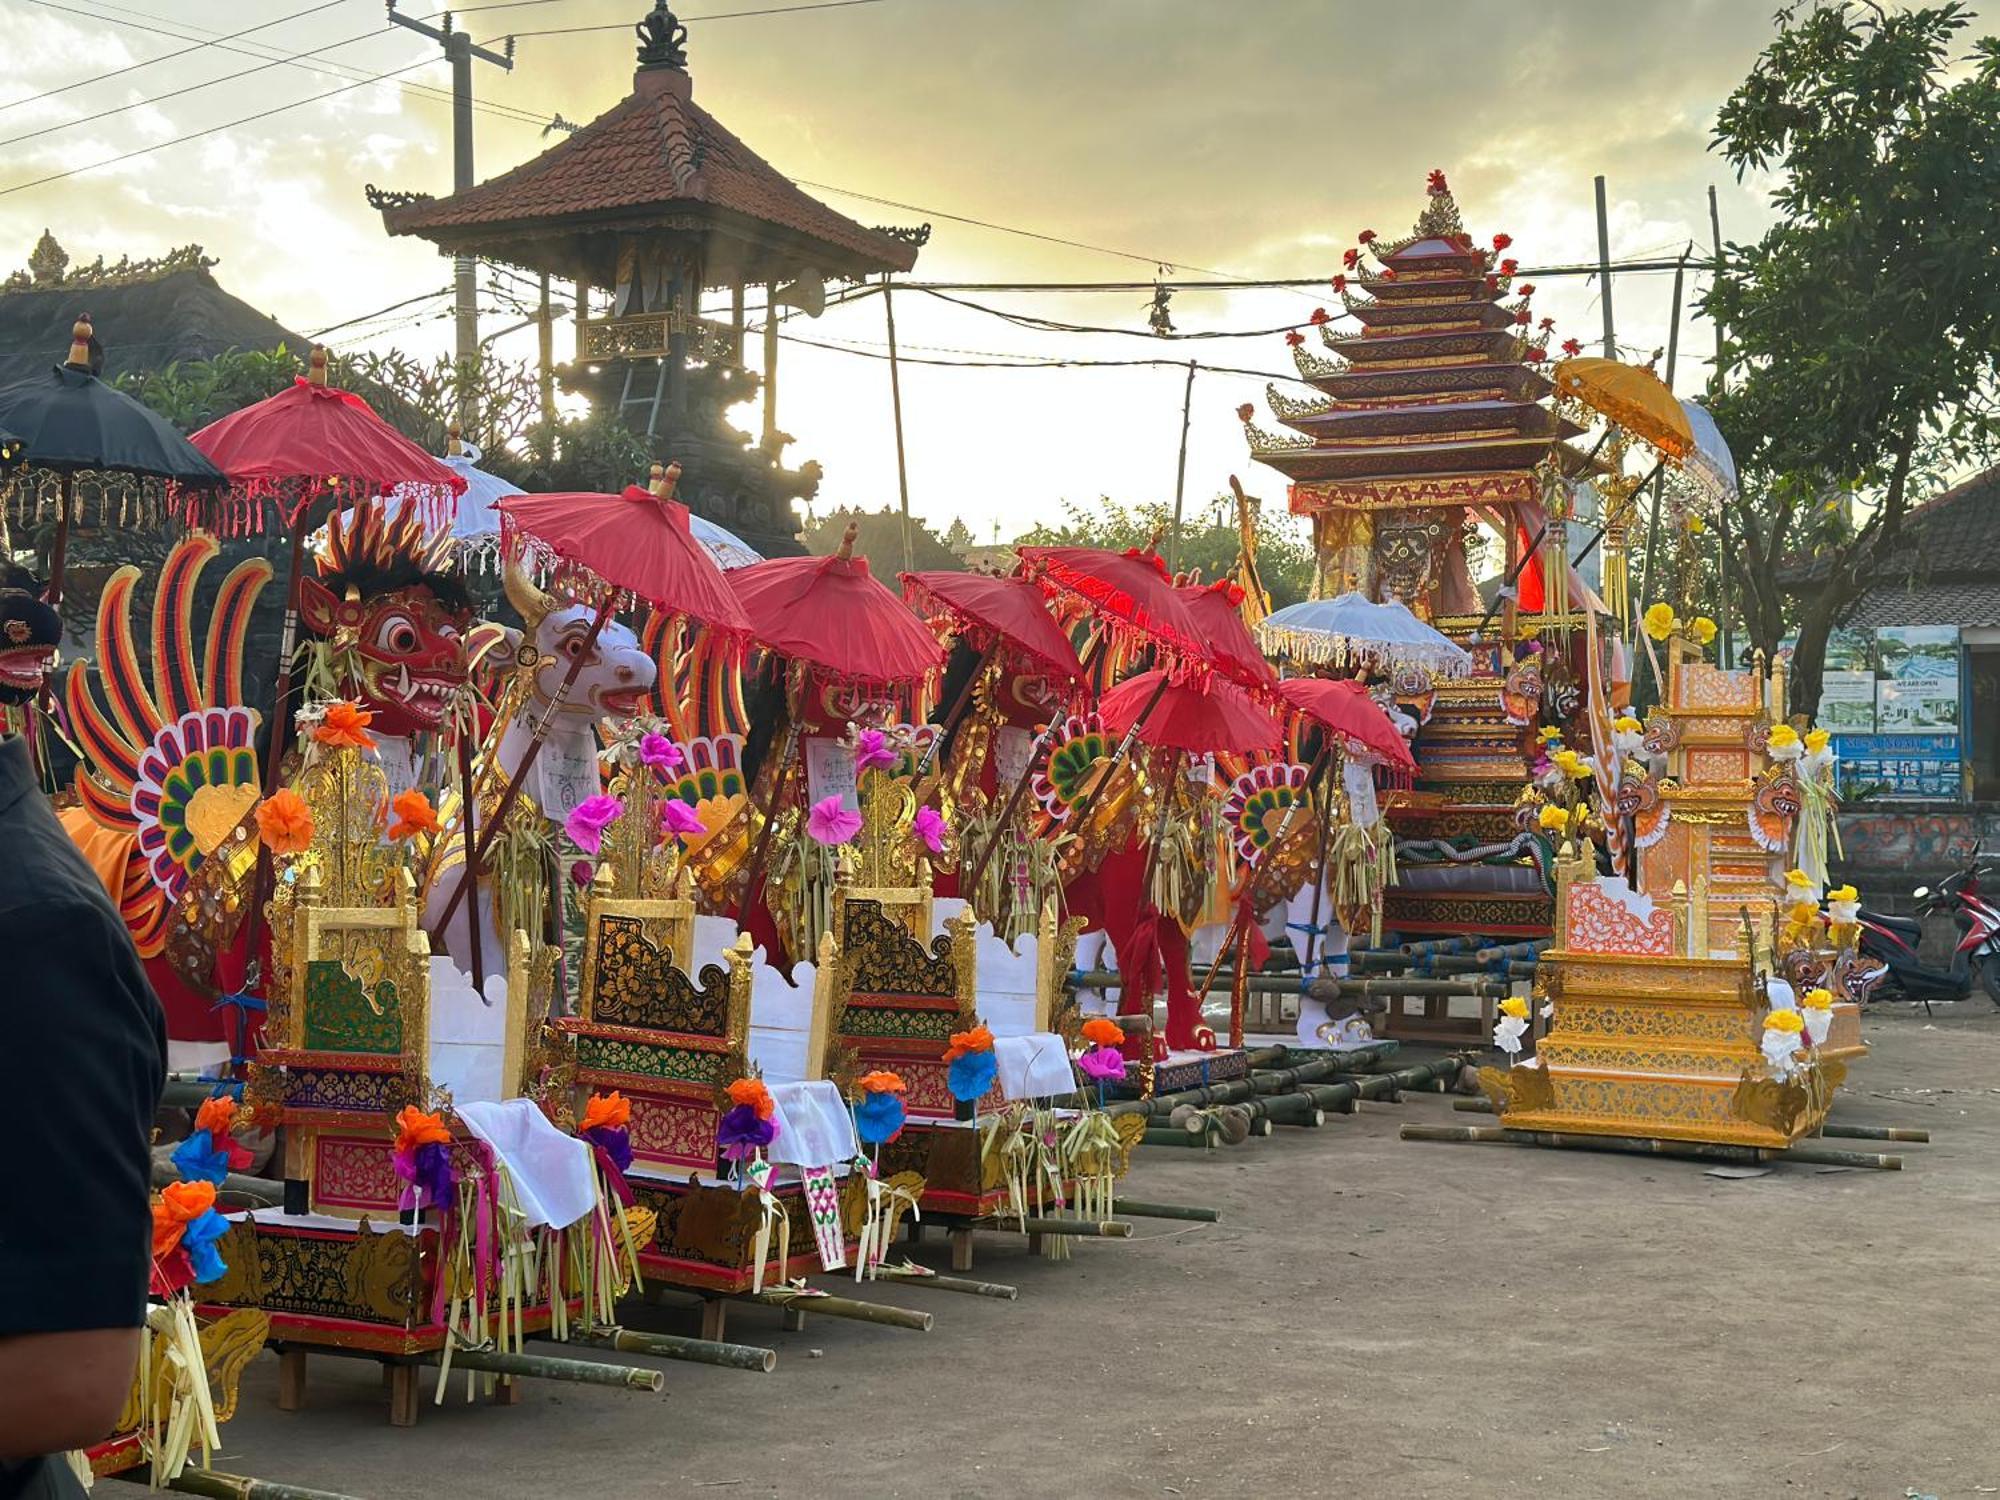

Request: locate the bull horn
(503, 554), (553, 628)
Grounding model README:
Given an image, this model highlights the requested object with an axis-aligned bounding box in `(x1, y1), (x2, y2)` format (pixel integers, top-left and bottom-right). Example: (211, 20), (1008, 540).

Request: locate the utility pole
(388, 3), (514, 431)
(1167, 359), (1196, 573)
(1593, 174), (1616, 357)
(883, 276), (914, 574)
(1707, 184), (1734, 665)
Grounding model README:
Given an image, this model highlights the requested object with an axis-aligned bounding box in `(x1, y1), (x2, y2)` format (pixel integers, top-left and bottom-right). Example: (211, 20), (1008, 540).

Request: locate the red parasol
(1274, 677), (1415, 771)
(731, 528), (943, 686)
(901, 570), (1084, 682)
(1177, 579), (1277, 692)
(495, 481), (750, 635)
(186, 350), (462, 534)
(1100, 669), (1281, 756)
(1015, 544), (1203, 659)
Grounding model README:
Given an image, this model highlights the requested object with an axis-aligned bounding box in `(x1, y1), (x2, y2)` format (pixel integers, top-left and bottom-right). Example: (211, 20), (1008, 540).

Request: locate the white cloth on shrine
(456, 1098), (597, 1231)
(765, 1080), (857, 1170)
(994, 1032), (1075, 1101)
(428, 956), (508, 1107)
(748, 947), (822, 1084)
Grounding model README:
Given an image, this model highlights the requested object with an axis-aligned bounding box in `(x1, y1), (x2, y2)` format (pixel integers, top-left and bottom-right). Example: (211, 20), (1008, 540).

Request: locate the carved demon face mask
(0, 584), (59, 704)
(299, 503), (471, 737)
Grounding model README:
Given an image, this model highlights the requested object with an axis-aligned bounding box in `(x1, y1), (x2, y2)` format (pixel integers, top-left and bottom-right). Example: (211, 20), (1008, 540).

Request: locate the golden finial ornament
(836, 520), (858, 560)
(306, 345), (329, 387)
(65, 313), (92, 369)
(648, 460), (681, 500)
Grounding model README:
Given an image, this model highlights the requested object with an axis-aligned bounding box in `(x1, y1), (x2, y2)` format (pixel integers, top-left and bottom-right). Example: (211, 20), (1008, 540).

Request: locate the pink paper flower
(854, 728), (898, 774)
(913, 805), (946, 855)
(659, 797), (706, 840)
(1078, 1046), (1127, 1082)
(806, 795), (863, 846)
(564, 793), (623, 854)
(640, 733), (684, 774)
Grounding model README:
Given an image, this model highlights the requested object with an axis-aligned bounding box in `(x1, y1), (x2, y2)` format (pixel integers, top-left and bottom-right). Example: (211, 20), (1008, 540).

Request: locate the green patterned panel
(841, 1000), (957, 1042)
(302, 959), (404, 1055)
(577, 1034), (727, 1086)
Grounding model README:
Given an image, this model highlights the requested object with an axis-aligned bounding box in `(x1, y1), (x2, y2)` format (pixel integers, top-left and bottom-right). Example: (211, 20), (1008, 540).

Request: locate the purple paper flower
(717, 1103), (778, 1162)
(1077, 1046), (1127, 1082)
(913, 805), (946, 855)
(659, 797), (706, 841)
(565, 793), (623, 854)
(570, 859), (594, 888)
(806, 794), (863, 846)
(854, 728), (898, 774)
(394, 1140), (456, 1212)
(640, 733), (684, 775)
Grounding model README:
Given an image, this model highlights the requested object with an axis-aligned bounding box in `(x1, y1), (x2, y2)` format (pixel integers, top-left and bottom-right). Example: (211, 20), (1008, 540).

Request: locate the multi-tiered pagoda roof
(1242, 177), (1587, 508)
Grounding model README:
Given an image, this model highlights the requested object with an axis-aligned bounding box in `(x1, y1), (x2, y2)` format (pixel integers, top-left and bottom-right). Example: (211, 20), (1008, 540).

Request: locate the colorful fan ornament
(1223, 761), (1312, 864)
(1033, 713), (1115, 823)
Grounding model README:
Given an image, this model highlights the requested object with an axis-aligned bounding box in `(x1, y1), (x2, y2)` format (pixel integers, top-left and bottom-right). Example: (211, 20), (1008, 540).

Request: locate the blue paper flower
(947, 1049), (998, 1103)
(181, 1208), (231, 1285)
(855, 1090), (907, 1144)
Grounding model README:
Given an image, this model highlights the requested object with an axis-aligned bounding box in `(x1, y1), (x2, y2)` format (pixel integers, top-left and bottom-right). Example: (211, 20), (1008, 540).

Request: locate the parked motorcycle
(1853, 853), (2000, 1009)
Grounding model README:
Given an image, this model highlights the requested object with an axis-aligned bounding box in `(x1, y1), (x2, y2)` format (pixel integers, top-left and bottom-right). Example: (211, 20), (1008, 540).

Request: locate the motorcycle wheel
(1982, 954), (2000, 1009)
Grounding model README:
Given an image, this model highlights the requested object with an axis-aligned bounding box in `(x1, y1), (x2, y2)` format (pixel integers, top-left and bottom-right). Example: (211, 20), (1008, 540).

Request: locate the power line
(913, 285), (1351, 339)
(308, 285), (455, 339)
(508, 0), (892, 40)
(6, 0), (350, 112)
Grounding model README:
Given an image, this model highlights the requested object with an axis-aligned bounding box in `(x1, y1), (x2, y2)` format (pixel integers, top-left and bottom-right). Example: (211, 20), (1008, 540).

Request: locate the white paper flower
(1764, 978), (1798, 1013)
(1538, 999), (1555, 1021)
(1827, 897), (1859, 925)
(1493, 1014), (1529, 1056)
(1802, 1007), (1833, 1047)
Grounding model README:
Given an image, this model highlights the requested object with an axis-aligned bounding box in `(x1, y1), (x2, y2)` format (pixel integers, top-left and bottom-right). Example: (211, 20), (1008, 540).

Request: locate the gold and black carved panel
(246, 1222), (427, 1323)
(591, 914), (732, 1036)
(842, 899), (956, 997)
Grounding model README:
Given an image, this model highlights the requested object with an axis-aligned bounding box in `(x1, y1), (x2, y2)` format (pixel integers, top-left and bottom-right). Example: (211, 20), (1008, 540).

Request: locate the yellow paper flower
(1764, 1009), (1805, 1034)
(1687, 514), (1708, 535)
(1551, 748), (1591, 781)
(1613, 715), (1641, 736)
(1536, 726), (1564, 745)
(1642, 602), (1678, 641)
(1827, 884), (1858, 904)
(1689, 616), (1717, 646)
(1537, 803), (1569, 832)
(1783, 869), (1815, 893)
(1801, 987), (1833, 1010)
(1805, 728), (1831, 754)
(1768, 724), (1801, 751)
(1499, 997), (1530, 1020)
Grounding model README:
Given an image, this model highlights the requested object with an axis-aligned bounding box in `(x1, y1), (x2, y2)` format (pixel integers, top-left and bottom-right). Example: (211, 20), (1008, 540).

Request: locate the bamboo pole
(870, 1266), (1019, 1300)
(1073, 969), (1508, 1000)
(1142, 1126), (1218, 1149)
(150, 1159), (281, 1204)
(554, 1326), (775, 1373)
(1399, 1123), (1902, 1170)
(1817, 1123), (1930, 1144)
(447, 1346), (665, 1390)
(1012, 1217), (1132, 1239)
(1113, 1199), (1222, 1223)
(146, 1471), (364, 1500)
(744, 1291), (933, 1332)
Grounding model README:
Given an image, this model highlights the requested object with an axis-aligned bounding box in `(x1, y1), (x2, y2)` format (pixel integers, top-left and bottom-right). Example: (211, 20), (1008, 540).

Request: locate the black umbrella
(0, 313), (224, 602)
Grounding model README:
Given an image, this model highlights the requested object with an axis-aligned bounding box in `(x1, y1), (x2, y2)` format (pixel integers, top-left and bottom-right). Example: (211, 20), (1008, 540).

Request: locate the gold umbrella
(1552, 357), (1693, 461)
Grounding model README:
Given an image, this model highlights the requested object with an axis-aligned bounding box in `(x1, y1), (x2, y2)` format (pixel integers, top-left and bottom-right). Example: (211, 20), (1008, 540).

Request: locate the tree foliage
(1702, 1), (2000, 713)
(802, 505), (966, 576)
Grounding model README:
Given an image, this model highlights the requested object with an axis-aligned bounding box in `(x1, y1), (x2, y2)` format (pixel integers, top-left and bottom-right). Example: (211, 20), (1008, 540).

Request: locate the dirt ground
(213, 1005), (2000, 1500)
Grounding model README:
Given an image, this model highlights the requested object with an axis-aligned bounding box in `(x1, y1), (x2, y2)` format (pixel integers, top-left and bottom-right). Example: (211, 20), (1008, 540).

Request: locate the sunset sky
(1, 0), (1805, 546)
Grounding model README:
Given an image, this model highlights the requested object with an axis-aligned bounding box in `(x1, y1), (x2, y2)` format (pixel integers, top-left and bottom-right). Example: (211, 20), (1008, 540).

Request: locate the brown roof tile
(380, 68), (916, 275)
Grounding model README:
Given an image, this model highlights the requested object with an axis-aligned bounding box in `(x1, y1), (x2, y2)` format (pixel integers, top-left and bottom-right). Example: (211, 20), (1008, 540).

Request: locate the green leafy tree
(1703, 1), (2000, 713)
(802, 505), (965, 577)
(1014, 493), (1316, 610)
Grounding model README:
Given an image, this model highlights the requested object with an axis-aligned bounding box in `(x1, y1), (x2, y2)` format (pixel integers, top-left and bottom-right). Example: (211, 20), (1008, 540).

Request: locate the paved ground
(216, 1005), (2000, 1500)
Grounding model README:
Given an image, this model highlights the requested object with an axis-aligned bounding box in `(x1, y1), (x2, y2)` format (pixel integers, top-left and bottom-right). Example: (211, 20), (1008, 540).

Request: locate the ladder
(617, 358), (670, 439)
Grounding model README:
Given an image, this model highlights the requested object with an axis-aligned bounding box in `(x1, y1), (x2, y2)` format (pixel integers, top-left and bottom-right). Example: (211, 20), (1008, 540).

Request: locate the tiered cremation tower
(1241, 174), (1593, 1011)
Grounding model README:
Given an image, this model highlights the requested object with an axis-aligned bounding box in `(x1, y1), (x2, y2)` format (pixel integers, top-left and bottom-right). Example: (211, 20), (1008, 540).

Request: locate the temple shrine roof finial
(1414, 168), (1466, 240)
(636, 1), (690, 71)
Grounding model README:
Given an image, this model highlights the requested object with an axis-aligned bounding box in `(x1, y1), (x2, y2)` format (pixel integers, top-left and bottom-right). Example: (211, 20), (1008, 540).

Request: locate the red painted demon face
(298, 577), (469, 736)
(300, 501), (471, 738)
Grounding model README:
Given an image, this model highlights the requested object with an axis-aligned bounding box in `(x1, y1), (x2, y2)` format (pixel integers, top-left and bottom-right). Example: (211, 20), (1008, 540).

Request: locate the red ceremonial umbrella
(187, 347), (464, 789)
(1015, 543), (1202, 662)
(1275, 676), (1416, 772)
(430, 463), (752, 945)
(1100, 669), (1281, 756)
(1177, 579), (1277, 693)
(731, 526), (944, 688)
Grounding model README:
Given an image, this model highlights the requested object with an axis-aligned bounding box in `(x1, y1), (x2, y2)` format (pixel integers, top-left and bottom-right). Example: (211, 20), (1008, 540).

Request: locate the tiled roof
(380, 68), (917, 275)
(1780, 463), (2000, 588)
(1846, 580), (2000, 630)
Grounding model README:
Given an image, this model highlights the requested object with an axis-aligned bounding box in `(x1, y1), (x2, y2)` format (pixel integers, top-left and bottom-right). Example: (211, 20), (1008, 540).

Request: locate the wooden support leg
(905, 1219), (926, 1244)
(780, 1307), (807, 1333)
(699, 1297), (727, 1344)
(276, 1349), (307, 1412)
(1026, 1232), (1045, 1256)
(387, 1364), (419, 1429)
(949, 1227), (975, 1273)
(491, 1375), (524, 1406)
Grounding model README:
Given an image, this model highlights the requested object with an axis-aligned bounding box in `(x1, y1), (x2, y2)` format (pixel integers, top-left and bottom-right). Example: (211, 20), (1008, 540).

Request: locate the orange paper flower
(579, 1091), (631, 1133)
(943, 1023), (995, 1063)
(1081, 1017), (1126, 1048)
(387, 788), (439, 840)
(313, 700), (377, 750)
(193, 1095), (238, 1137)
(726, 1077), (775, 1121)
(151, 1179), (218, 1258)
(393, 1105), (451, 1154)
(256, 788), (315, 855)
(856, 1070), (907, 1095)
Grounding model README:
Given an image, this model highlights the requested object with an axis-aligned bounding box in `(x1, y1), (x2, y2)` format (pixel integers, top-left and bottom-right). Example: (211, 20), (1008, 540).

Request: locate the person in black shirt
(0, 728), (167, 1498)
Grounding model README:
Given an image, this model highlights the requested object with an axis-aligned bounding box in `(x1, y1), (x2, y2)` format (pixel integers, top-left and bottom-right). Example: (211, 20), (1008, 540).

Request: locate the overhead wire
(507, 0), (893, 39)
